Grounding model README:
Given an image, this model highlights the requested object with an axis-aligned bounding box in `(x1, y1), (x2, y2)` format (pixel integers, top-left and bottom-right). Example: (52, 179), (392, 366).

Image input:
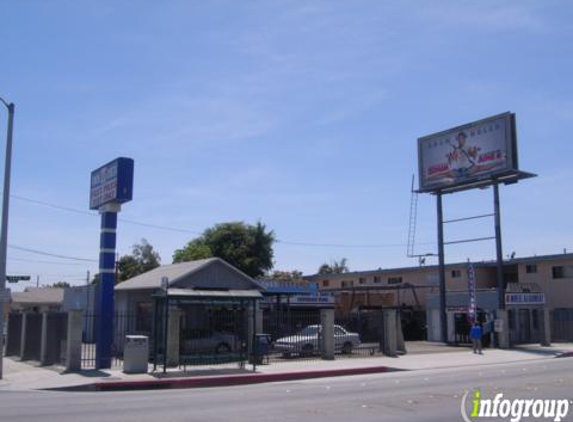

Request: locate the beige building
(307, 252), (573, 343)
(308, 253), (573, 310)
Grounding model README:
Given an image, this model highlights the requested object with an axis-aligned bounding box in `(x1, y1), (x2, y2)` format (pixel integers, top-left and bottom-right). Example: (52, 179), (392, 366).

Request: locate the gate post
(40, 312), (49, 365)
(496, 309), (510, 349)
(19, 312), (28, 360)
(382, 309), (398, 357)
(166, 308), (182, 367)
(320, 309), (334, 360)
(541, 308), (551, 347)
(255, 302), (263, 334)
(66, 310), (83, 372)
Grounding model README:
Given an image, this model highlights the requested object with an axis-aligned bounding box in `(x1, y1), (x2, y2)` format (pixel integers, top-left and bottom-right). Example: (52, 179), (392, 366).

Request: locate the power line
(11, 194), (201, 234)
(8, 257), (88, 266)
(8, 245), (98, 262)
(11, 193), (434, 249)
(276, 239), (434, 248)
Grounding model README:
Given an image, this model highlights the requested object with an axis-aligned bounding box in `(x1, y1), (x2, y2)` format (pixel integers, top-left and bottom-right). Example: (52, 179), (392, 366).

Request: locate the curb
(85, 366), (397, 392)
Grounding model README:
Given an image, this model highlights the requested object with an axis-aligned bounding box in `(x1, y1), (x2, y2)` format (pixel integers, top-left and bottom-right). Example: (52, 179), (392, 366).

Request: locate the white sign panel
(90, 161), (119, 209)
(418, 112), (517, 192)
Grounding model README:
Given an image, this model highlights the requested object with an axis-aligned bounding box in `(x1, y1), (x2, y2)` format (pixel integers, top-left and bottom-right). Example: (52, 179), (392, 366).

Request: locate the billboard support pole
(436, 191), (448, 343)
(493, 180), (505, 310)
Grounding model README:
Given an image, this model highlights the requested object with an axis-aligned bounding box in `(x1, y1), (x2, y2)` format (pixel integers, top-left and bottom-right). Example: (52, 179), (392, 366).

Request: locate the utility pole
(0, 97), (15, 380)
(36, 275), (39, 288)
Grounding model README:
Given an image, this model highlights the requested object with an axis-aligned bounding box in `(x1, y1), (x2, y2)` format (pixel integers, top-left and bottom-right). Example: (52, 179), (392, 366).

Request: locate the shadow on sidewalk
(511, 346), (563, 357)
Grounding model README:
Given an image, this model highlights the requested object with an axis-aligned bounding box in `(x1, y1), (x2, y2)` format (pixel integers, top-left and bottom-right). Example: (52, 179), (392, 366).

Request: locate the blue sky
(1, 0), (572, 289)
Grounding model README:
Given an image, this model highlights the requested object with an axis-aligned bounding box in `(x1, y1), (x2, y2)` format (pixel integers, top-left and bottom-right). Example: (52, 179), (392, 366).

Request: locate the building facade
(306, 252), (573, 343)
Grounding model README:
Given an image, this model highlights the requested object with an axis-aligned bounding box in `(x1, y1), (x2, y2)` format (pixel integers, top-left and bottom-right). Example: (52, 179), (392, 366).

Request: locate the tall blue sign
(90, 157), (134, 369)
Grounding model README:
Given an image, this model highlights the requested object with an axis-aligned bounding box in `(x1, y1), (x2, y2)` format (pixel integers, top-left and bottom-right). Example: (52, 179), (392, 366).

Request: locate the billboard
(89, 157), (134, 210)
(418, 112), (518, 192)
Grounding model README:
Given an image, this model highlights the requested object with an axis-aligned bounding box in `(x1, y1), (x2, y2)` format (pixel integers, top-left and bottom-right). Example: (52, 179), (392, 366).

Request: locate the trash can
(123, 335), (149, 374)
(251, 333), (272, 365)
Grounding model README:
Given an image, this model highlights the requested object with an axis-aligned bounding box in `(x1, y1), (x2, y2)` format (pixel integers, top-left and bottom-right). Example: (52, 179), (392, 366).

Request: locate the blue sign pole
(96, 209), (118, 369)
(90, 157), (134, 370)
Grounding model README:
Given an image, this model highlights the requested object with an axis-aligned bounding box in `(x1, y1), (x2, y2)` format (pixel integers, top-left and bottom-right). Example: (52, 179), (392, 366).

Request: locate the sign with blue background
(505, 293), (545, 305)
(90, 157), (134, 210)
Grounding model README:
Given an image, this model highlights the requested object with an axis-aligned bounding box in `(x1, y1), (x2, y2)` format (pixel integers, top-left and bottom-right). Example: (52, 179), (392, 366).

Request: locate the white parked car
(182, 329), (239, 354)
(274, 325), (360, 357)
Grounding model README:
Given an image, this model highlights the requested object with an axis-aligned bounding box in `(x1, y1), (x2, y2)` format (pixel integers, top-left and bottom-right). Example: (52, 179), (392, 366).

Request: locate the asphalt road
(1, 357), (573, 422)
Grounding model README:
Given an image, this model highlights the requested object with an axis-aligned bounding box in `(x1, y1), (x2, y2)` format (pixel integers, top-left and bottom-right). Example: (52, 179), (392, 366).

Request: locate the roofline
(115, 257), (261, 291)
(305, 252), (573, 280)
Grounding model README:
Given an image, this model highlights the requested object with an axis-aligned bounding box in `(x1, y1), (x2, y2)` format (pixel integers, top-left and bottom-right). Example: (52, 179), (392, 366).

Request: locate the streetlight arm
(0, 97), (8, 108)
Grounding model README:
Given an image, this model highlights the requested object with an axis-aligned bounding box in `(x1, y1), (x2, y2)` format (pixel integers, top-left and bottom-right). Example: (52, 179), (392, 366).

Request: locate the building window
(341, 280), (354, 288)
(451, 270), (462, 278)
(373, 276), (381, 284)
(388, 276), (402, 285)
(553, 266), (573, 279)
(358, 277), (366, 285)
(322, 280), (330, 287)
(526, 264), (537, 274)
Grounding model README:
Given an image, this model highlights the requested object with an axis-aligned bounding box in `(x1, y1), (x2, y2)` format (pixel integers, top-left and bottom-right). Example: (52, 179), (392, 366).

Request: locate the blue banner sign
(505, 293), (545, 305)
(90, 157), (134, 210)
(467, 262), (477, 322)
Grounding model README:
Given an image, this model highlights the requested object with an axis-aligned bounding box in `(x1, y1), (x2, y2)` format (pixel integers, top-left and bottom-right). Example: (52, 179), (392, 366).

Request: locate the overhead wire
(10, 193), (434, 249)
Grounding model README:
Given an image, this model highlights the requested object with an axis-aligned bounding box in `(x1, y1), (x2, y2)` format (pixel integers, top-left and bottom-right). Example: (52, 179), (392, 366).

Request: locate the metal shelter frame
(152, 288), (262, 373)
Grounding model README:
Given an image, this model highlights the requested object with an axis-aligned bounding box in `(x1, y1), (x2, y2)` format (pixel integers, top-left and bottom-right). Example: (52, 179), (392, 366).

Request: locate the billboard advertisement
(90, 157), (134, 210)
(418, 112), (518, 192)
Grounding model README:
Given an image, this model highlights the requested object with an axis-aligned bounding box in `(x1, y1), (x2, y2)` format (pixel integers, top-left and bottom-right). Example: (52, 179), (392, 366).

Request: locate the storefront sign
(505, 293), (545, 305)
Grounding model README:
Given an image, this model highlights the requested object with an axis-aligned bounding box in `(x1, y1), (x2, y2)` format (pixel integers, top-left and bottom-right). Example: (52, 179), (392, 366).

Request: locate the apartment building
(307, 252), (573, 343)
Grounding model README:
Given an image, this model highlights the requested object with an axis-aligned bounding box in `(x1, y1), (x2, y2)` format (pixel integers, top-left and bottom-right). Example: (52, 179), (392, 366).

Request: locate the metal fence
(177, 304), (249, 368)
(262, 308), (322, 362)
(552, 309), (573, 342)
(81, 312), (153, 369)
(336, 311), (384, 358)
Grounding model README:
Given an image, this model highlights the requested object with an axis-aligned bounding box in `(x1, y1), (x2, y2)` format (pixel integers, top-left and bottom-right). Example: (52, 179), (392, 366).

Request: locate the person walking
(470, 321), (483, 354)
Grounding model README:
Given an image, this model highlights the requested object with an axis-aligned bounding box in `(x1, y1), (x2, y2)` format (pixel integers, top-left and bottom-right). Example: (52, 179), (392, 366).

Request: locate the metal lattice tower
(407, 174), (419, 257)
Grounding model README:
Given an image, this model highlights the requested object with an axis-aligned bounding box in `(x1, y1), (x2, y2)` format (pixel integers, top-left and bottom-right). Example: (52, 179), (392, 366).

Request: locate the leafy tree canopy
(173, 221), (275, 278)
(318, 258), (349, 275)
(270, 270), (304, 283)
(118, 238), (161, 282)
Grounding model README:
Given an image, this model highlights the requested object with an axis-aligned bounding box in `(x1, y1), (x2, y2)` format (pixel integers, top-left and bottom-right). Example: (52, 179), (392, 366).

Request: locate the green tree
(118, 238), (161, 282)
(50, 281), (71, 288)
(318, 258), (349, 275)
(172, 239), (212, 262)
(271, 270), (304, 283)
(173, 221), (275, 278)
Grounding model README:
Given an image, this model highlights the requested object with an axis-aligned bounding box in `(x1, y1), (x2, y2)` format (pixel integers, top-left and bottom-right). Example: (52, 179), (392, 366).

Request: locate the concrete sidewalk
(2, 343), (572, 392)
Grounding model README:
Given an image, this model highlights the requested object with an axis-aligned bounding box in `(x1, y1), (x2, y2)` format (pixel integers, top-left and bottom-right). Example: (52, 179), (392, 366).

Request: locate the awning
(153, 288), (263, 301)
